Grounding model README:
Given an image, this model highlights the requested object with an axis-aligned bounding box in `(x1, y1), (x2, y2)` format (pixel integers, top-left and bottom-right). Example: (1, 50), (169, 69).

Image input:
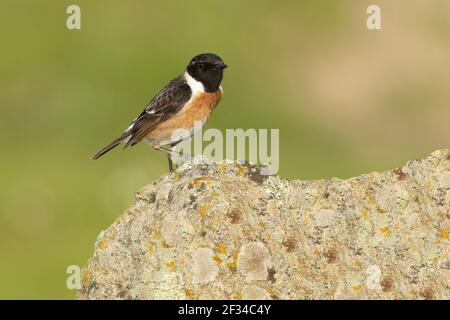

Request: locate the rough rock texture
(78, 150), (449, 300)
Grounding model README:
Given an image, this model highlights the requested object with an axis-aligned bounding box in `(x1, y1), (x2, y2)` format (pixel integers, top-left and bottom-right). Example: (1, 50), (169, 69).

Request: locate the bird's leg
(152, 142), (191, 172)
(158, 145), (191, 158)
(167, 153), (174, 172)
(152, 143), (175, 171)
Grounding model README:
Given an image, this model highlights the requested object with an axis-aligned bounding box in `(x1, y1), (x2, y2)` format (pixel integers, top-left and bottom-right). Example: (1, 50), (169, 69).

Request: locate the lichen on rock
(237, 241), (272, 281)
(78, 149), (450, 300)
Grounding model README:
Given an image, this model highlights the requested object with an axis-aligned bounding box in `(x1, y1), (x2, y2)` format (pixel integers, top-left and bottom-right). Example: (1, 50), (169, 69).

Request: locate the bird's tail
(91, 135), (128, 160)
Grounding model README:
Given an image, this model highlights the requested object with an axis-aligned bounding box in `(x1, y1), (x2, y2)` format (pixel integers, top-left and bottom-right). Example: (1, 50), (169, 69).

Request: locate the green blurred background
(0, 0), (448, 299)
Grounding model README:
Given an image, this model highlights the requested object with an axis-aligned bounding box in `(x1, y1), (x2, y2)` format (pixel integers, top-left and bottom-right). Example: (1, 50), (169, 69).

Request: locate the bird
(91, 53), (227, 171)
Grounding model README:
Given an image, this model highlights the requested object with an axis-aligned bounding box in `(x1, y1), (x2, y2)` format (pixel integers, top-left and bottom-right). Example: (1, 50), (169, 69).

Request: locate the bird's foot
(154, 144), (192, 172)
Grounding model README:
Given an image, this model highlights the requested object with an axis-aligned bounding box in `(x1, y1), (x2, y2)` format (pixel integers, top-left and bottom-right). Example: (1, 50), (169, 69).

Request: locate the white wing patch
(125, 123), (134, 132)
(124, 108), (155, 133)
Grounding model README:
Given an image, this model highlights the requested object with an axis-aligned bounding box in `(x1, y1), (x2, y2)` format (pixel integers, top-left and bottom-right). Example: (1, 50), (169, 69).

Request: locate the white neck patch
(184, 71), (205, 95)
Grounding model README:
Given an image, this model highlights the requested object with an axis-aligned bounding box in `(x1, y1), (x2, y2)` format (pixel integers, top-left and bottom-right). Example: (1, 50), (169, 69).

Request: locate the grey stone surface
(78, 150), (449, 299)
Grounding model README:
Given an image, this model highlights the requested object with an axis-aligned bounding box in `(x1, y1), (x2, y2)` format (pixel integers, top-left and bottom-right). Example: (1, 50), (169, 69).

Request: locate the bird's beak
(214, 63), (228, 70)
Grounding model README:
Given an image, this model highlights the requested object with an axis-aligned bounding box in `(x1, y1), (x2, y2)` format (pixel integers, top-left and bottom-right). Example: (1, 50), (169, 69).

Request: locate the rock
(78, 149), (450, 300)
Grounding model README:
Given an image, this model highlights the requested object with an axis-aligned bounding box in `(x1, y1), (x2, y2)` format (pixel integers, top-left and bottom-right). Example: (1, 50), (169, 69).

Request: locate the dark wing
(124, 76), (191, 147)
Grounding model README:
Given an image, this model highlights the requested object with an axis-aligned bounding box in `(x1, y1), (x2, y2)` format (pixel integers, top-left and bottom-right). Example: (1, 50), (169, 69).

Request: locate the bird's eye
(198, 63), (206, 69)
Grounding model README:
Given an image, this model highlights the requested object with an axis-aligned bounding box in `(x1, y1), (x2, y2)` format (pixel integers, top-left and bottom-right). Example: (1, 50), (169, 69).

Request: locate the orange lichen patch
(211, 191), (219, 198)
(162, 240), (173, 248)
(363, 208), (369, 220)
(185, 289), (194, 299)
(377, 206), (386, 213)
(218, 163), (227, 173)
(302, 218), (309, 225)
(153, 229), (161, 240)
(217, 243), (228, 255)
(354, 260), (361, 269)
(326, 293), (335, 299)
(226, 252), (238, 269)
(81, 270), (92, 286)
(192, 177), (210, 189)
(185, 289), (195, 298)
(213, 255), (222, 264)
(439, 229), (449, 239)
(235, 164), (247, 176)
(98, 239), (109, 250)
(231, 292), (243, 300)
(394, 223), (401, 230)
(352, 284), (363, 292)
(198, 203), (211, 219)
(312, 249), (320, 256)
(437, 211), (444, 217)
(148, 243), (155, 254)
(113, 213), (126, 224)
(267, 287), (274, 295)
(366, 192), (376, 205)
(165, 261), (177, 272)
(380, 226), (390, 236)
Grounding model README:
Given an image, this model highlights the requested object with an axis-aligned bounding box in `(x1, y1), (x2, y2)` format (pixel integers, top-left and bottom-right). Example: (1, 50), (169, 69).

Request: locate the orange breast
(145, 89), (222, 142)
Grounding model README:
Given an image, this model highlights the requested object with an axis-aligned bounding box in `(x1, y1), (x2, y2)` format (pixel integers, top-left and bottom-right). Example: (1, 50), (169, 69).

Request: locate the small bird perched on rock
(91, 53), (227, 171)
